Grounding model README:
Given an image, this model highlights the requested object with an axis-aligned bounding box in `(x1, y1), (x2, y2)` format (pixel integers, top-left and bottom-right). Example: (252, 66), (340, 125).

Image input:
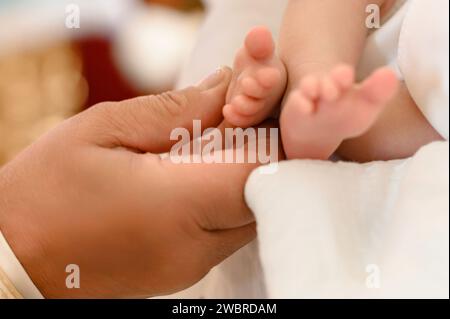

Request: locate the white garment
(176, 0), (289, 89)
(246, 142), (449, 298)
(358, 0), (409, 80)
(0, 231), (43, 299)
(398, 0), (449, 139)
(359, 0), (449, 139)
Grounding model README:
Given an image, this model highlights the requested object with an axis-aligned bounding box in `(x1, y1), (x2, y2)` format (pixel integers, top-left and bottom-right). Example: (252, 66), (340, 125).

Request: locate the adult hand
(0, 67), (280, 298)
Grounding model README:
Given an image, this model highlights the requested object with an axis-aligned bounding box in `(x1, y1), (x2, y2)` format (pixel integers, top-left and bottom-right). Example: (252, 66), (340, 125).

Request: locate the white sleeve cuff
(0, 230), (44, 299)
(398, 0), (449, 139)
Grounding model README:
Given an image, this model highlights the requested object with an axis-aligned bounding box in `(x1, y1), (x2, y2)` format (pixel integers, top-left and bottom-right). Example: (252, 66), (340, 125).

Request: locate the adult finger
(78, 67), (232, 153)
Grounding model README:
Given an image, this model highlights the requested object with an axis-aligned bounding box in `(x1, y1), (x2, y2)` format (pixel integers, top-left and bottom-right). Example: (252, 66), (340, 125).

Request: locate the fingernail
(198, 67), (226, 90)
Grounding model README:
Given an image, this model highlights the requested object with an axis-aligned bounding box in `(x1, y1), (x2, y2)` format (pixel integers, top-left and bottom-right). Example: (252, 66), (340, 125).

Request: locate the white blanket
(168, 0), (449, 299)
(247, 142), (449, 298)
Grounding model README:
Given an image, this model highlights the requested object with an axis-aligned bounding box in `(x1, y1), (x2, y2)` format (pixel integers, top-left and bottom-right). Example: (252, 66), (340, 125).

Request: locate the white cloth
(169, 0), (450, 299)
(357, 0), (409, 80)
(176, 0), (289, 89)
(359, 0), (449, 139)
(398, 0), (449, 139)
(0, 231), (44, 299)
(246, 142), (449, 298)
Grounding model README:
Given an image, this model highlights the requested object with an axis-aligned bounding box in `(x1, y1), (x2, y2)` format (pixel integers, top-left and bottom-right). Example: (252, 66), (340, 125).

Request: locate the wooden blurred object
(0, 0), (205, 166)
(144, 0), (203, 11)
(0, 44), (88, 165)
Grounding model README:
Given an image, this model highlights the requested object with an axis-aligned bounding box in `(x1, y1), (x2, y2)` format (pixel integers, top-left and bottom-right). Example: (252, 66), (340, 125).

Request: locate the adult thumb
(85, 67), (232, 153)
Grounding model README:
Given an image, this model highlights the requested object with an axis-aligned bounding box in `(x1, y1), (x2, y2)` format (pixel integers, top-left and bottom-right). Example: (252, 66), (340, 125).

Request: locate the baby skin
(225, 26), (399, 160)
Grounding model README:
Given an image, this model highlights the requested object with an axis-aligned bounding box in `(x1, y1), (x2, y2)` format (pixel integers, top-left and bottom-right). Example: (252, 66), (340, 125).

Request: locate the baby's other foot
(224, 26), (287, 127)
(280, 64), (399, 159)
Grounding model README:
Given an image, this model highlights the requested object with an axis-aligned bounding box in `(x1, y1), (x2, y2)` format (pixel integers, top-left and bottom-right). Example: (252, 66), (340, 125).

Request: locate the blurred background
(0, 0), (205, 165)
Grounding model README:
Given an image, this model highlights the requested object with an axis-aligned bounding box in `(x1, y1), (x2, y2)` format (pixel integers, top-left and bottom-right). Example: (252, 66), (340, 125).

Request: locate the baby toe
(244, 26), (275, 60)
(300, 75), (320, 100)
(256, 67), (281, 89)
(320, 76), (340, 102)
(240, 76), (268, 99)
(223, 104), (254, 127)
(232, 94), (263, 116)
(330, 64), (355, 91)
(359, 67), (399, 105)
(287, 90), (315, 115)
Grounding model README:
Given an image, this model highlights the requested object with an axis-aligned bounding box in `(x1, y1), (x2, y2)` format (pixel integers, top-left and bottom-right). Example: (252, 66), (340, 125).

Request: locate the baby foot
(280, 64), (399, 159)
(224, 26), (287, 127)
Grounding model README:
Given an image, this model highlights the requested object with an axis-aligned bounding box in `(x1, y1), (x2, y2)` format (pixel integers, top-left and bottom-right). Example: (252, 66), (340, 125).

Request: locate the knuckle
(85, 101), (131, 146)
(96, 102), (125, 128)
(152, 89), (191, 118)
(88, 101), (119, 125)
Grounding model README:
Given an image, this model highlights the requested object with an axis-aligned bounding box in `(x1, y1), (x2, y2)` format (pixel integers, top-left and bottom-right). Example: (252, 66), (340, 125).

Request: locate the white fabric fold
(246, 142), (449, 298)
(398, 0), (449, 139)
